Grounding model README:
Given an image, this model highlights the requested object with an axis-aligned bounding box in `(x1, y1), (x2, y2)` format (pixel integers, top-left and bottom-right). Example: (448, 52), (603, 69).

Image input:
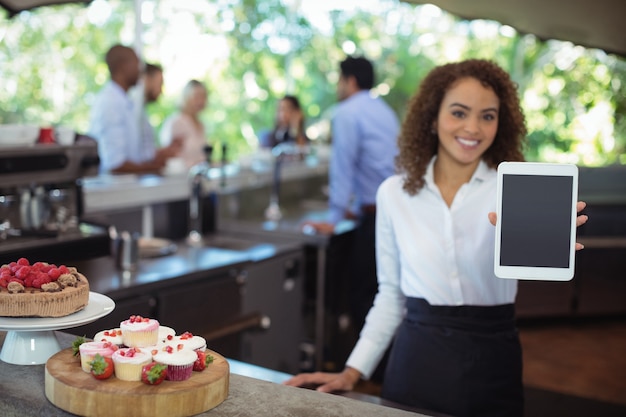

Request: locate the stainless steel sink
(201, 234), (264, 251)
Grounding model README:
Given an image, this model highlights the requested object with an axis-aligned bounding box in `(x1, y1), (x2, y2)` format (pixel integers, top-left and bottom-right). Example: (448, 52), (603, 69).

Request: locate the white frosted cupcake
(120, 315), (160, 348)
(93, 328), (123, 346)
(112, 347), (152, 381)
(158, 325), (176, 342)
(153, 344), (197, 381)
(168, 331), (207, 352)
(79, 341), (118, 373)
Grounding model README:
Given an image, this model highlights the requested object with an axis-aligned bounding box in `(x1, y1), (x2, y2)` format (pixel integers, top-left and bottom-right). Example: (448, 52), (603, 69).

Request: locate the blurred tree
(0, 0), (624, 166)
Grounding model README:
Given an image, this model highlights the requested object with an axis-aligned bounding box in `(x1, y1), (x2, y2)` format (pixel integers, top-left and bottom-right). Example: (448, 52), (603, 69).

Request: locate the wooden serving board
(45, 348), (229, 417)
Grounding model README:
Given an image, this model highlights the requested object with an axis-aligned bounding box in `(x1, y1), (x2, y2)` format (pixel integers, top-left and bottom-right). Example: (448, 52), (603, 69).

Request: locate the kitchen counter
(0, 331), (431, 417)
(69, 234), (301, 299)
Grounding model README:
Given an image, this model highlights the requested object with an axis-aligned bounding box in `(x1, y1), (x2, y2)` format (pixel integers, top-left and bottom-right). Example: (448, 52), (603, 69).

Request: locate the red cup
(38, 127), (56, 144)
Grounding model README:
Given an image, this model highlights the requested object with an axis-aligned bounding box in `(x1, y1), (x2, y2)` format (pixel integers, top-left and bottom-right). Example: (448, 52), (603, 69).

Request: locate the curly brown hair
(397, 59), (527, 195)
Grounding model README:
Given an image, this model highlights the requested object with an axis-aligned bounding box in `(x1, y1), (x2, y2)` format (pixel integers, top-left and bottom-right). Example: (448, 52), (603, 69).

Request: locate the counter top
(82, 152), (330, 214)
(69, 233), (303, 299)
(0, 331), (430, 417)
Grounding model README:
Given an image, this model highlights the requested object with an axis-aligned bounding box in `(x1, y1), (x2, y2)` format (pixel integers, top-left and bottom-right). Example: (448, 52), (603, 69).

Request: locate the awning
(3, 0), (625, 57)
(402, 0), (626, 57)
(0, 0), (91, 17)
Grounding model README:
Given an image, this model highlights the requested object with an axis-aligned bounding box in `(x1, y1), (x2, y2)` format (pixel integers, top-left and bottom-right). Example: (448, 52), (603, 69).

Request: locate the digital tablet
(494, 162), (578, 281)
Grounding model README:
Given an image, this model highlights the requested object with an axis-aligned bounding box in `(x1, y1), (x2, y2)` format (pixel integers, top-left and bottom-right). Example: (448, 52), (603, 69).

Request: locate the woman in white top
(160, 80), (209, 168)
(285, 59), (589, 417)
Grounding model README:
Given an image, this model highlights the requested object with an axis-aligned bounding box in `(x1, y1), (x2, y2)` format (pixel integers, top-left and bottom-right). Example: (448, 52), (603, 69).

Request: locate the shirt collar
(424, 156), (492, 190)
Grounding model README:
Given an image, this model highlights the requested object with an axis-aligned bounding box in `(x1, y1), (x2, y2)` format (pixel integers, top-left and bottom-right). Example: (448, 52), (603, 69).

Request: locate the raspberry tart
(0, 258), (90, 318)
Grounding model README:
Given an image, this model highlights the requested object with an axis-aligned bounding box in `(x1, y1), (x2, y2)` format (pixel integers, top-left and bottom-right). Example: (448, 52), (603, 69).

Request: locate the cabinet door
(68, 294), (156, 339)
(156, 270), (242, 358)
(240, 250), (304, 374)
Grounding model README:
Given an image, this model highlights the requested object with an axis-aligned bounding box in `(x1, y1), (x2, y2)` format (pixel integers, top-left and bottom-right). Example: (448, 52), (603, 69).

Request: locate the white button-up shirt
(346, 157), (517, 378)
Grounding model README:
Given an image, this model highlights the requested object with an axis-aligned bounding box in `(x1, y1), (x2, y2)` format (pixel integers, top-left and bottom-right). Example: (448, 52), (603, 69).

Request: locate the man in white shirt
(88, 45), (179, 174)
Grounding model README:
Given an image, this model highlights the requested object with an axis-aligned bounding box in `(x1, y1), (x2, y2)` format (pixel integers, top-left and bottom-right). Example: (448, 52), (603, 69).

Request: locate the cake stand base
(0, 330), (61, 365)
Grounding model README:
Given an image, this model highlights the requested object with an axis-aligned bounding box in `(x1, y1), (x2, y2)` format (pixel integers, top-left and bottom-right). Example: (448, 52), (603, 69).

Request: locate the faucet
(264, 143), (304, 221)
(264, 153), (284, 221)
(187, 161), (211, 245)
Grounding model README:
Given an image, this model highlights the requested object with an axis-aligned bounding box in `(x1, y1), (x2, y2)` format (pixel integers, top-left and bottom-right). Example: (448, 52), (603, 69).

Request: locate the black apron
(381, 297), (523, 417)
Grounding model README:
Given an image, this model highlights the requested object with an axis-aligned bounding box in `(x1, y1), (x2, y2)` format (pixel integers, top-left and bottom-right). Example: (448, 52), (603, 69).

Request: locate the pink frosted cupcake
(79, 341), (118, 372)
(112, 347), (152, 381)
(166, 331), (207, 352)
(93, 328), (124, 346)
(153, 344), (197, 381)
(120, 315), (160, 348)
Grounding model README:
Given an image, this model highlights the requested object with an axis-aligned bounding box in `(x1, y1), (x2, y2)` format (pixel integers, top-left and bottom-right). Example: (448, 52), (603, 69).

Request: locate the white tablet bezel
(494, 162), (578, 281)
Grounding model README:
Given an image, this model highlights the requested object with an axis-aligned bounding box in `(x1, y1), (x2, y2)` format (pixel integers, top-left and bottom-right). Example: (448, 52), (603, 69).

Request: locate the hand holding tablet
(494, 162), (580, 281)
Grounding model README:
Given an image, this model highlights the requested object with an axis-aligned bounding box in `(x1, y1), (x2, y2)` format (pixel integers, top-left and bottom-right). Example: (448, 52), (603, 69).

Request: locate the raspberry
(17, 258), (30, 266)
(15, 266), (31, 279)
(48, 268), (61, 280)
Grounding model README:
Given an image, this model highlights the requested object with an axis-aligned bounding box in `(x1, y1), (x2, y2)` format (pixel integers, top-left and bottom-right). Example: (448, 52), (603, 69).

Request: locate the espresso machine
(0, 142), (110, 264)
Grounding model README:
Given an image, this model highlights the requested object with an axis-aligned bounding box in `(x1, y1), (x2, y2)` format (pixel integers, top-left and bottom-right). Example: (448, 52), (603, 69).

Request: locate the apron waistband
(405, 297), (516, 333)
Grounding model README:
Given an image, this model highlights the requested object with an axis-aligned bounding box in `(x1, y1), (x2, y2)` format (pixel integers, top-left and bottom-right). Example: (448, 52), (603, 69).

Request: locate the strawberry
(72, 335), (86, 357)
(89, 354), (114, 380)
(193, 350), (214, 372)
(141, 362), (167, 385)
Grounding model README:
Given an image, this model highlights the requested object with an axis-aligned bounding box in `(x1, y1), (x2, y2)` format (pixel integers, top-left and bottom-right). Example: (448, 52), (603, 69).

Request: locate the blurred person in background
(88, 44), (180, 175)
(160, 79), (210, 168)
(259, 95), (309, 149)
(305, 56), (400, 340)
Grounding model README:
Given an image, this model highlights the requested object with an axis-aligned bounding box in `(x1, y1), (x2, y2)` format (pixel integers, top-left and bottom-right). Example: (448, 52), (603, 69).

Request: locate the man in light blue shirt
(88, 45), (179, 174)
(307, 56), (400, 375)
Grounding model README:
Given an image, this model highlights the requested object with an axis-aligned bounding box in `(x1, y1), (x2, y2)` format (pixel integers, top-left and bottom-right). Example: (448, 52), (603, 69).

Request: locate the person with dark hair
(286, 59), (589, 417)
(260, 95), (308, 148)
(160, 79), (210, 168)
(305, 55), (400, 347)
(88, 44), (180, 174)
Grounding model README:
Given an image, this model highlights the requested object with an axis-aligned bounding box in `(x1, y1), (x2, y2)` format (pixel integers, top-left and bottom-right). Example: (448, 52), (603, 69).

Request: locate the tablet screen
(494, 162), (578, 281)
(500, 174), (573, 268)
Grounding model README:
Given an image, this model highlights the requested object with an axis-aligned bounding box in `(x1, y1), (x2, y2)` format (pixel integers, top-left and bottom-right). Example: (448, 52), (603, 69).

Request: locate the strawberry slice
(193, 350), (214, 372)
(89, 354), (114, 380)
(141, 362), (167, 385)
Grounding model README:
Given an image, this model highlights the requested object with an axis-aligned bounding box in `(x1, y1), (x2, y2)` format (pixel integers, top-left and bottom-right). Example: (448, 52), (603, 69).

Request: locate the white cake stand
(0, 292), (115, 365)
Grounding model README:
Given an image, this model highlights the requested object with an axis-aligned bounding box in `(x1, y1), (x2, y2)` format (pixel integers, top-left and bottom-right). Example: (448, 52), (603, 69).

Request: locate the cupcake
(79, 341), (118, 372)
(93, 328), (124, 346)
(153, 344), (197, 381)
(112, 347), (152, 381)
(120, 315), (160, 348)
(158, 325), (176, 342)
(167, 331), (207, 352)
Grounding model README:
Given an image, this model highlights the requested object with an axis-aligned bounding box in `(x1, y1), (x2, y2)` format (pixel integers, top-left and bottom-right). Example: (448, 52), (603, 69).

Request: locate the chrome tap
(264, 143), (304, 221)
(187, 161), (211, 245)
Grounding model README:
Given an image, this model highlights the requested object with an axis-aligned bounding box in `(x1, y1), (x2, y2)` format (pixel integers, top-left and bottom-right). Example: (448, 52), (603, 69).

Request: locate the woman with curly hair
(286, 59), (588, 417)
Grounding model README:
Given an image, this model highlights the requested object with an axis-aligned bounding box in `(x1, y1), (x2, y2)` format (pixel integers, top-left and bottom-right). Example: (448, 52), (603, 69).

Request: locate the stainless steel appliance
(0, 142), (109, 264)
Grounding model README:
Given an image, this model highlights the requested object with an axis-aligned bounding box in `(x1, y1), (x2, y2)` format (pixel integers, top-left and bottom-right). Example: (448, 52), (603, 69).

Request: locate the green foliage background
(1, 0), (624, 165)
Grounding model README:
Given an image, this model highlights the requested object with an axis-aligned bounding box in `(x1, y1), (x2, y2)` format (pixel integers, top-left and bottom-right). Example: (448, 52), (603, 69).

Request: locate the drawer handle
(202, 312), (269, 340)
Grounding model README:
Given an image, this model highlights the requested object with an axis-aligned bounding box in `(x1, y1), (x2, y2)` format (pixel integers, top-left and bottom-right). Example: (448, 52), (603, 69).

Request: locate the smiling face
(435, 76), (500, 169)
